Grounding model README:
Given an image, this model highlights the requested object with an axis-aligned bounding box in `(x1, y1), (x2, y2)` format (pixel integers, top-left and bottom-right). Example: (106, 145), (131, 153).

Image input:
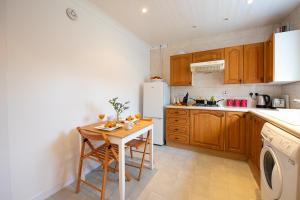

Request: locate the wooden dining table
(80, 119), (154, 200)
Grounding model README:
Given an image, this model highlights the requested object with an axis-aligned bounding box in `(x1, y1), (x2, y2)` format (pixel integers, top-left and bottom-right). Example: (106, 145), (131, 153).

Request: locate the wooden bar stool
(76, 127), (131, 200)
(125, 131), (151, 181)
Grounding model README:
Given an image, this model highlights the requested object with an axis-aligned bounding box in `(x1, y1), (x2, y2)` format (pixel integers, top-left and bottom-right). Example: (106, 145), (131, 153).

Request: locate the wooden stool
(125, 131), (151, 181)
(76, 127), (131, 200)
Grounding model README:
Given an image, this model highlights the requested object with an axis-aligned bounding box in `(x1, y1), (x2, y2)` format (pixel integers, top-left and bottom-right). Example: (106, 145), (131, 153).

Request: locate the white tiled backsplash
(171, 72), (282, 106)
(282, 82), (300, 109)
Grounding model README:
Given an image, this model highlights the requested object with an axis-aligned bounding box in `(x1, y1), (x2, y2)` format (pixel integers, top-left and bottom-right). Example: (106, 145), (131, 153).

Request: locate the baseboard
(166, 142), (248, 161)
(31, 176), (75, 200)
(31, 167), (96, 200)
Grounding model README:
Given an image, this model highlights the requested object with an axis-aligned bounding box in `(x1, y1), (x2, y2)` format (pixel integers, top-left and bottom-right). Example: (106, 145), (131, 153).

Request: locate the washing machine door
(260, 146), (283, 199)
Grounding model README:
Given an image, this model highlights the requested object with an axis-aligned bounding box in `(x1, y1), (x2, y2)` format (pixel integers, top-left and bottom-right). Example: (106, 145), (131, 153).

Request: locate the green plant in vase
(108, 97), (130, 122)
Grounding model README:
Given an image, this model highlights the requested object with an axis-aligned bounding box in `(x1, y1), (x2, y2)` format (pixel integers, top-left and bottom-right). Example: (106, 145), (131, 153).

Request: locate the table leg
(149, 128), (154, 169)
(79, 138), (86, 181)
(118, 141), (125, 200)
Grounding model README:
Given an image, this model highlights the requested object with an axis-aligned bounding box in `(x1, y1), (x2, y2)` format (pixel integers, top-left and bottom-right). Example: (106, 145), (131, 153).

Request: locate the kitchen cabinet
(243, 42), (265, 83)
(250, 115), (266, 171)
(190, 110), (225, 150)
(166, 109), (190, 144)
(245, 113), (253, 157)
(224, 46), (244, 84)
(166, 108), (263, 161)
(165, 107), (277, 186)
(266, 30), (300, 83)
(192, 48), (224, 63)
(225, 112), (246, 154)
(170, 54), (192, 86)
(264, 35), (274, 82)
(170, 31), (300, 84)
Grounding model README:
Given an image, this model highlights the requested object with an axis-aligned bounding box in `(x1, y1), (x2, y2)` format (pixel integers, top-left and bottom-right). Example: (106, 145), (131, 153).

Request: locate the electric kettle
(255, 93), (271, 108)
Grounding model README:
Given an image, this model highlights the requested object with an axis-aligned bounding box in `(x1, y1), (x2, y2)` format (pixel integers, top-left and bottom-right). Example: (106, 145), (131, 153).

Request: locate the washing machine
(260, 123), (300, 200)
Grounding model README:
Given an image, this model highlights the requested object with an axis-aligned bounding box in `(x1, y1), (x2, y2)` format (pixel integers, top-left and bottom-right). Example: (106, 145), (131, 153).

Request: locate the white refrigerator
(143, 82), (170, 145)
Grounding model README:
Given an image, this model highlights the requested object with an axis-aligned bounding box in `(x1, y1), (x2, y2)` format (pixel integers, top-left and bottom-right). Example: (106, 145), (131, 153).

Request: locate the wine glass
(135, 113), (141, 120)
(126, 115), (134, 121)
(98, 114), (105, 122)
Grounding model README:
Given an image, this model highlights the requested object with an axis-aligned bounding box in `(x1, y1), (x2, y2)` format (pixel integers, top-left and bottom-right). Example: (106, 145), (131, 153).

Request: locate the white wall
(281, 4), (300, 108)
(150, 25), (282, 101)
(282, 4), (300, 30)
(0, 0), (11, 199)
(5, 0), (149, 199)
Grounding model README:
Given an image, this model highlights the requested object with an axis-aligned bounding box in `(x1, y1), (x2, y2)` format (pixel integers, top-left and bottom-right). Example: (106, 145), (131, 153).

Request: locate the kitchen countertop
(250, 109), (300, 140)
(165, 105), (300, 139)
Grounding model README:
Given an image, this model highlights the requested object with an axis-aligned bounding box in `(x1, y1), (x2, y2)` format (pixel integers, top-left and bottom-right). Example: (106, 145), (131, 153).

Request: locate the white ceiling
(90, 0), (300, 46)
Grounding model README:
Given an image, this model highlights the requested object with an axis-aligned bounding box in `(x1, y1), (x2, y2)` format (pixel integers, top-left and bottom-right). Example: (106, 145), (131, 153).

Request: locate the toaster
(272, 98), (285, 108)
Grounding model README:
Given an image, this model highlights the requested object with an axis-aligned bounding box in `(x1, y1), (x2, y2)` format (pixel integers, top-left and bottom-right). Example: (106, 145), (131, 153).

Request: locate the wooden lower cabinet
(166, 109), (190, 144)
(225, 112), (246, 154)
(247, 114), (266, 185)
(245, 113), (253, 157)
(166, 108), (267, 186)
(167, 134), (189, 144)
(190, 110), (225, 151)
(166, 109), (264, 163)
(250, 115), (266, 170)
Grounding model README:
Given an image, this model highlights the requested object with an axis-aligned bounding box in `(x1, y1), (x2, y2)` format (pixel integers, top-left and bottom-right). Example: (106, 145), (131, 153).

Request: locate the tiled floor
(48, 146), (260, 200)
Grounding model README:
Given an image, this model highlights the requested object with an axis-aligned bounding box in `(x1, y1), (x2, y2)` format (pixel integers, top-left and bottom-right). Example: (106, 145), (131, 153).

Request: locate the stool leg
(137, 133), (150, 181)
(100, 148), (109, 200)
(130, 146), (133, 158)
(76, 140), (86, 193)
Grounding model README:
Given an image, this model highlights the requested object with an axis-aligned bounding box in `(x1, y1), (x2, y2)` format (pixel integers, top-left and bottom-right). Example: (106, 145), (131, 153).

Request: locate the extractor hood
(190, 60), (225, 73)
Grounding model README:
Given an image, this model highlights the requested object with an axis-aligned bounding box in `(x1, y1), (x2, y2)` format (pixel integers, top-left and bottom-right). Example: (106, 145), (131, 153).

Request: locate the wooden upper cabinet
(170, 54), (192, 86)
(225, 112), (246, 154)
(224, 46), (244, 84)
(190, 110), (225, 150)
(243, 43), (265, 83)
(170, 41), (272, 85)
(192, 48), (225, 63)
(264, 35), (274, 82)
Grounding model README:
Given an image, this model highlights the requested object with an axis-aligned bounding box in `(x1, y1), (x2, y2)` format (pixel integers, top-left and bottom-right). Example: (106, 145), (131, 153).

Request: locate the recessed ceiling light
(247, 0), (254, 4)
(224, 17), (230, 21)
(142, 8), (148, 13)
